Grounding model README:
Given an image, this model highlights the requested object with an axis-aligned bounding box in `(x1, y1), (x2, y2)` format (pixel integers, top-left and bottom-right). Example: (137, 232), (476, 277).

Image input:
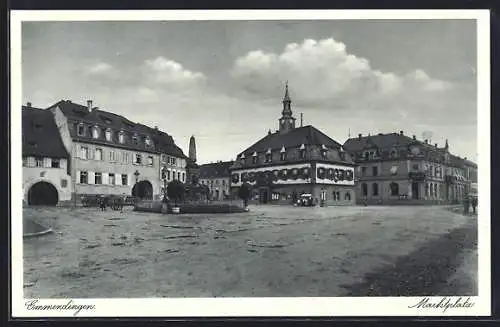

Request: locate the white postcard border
(10, 9), (491, 317)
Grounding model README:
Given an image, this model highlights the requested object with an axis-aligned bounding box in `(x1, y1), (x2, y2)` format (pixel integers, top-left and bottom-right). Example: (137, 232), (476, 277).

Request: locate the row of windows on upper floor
(77, 145), (184, 168)
(78, 170), (186, 185)
(239, 147), (346, 165)
(357, 163), (466, 179)
(23, 157), (64, 169)
(160, 168), (186, 182)
(75, 123), (156, 149)
(199, 179), (228, 186)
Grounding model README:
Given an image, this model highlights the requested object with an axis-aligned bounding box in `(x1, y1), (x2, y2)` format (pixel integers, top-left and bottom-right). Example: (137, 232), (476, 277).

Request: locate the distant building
(46, 99), (187, 203)
(22, 104), (72, 205)
(343, 132), (475, 204)
(230, 83), (357, 205)
(198, 161), (233, 200)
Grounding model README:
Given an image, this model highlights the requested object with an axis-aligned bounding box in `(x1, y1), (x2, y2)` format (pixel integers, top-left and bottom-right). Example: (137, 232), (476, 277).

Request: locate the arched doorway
(132, 180), (153, 199)
(28, 181), (59, 206)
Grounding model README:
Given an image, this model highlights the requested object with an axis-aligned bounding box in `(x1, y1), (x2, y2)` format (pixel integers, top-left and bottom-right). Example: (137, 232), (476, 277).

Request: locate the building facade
(198, 161), (233, 200)
(343, 132), (475, 204)
(47, 100), (187, 203)
(230, 84), (357, 206)
(22, 104), (73, 205)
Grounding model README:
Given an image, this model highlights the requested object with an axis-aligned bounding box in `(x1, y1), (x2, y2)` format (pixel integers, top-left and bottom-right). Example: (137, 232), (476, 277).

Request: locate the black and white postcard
(10, 9), (491, 317)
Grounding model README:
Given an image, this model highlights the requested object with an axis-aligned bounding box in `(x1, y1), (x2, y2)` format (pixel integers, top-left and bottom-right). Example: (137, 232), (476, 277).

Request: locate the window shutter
(128, 174), (133, 186)
(88, 171), (95, 184)
(76, 170), (81, 183)
(102, 172), (109, 185)
(115, 173), (122, 186)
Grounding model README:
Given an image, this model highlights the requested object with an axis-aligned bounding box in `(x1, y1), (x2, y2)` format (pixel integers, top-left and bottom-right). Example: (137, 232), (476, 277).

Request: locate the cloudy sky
(22, 19), (477, 164)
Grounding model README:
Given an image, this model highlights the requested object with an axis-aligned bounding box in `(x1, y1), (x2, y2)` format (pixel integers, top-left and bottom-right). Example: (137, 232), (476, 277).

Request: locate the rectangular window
(161, 154), (167, 163)
(132, 136), (138, 145)
(177, 172), (181, 180)
(61, 179), (68, 188)
(252, 157), (257, 164)
(182, 173), (185, 182)
(280, 153), (286, 161)
(119, 133), (125, 144)
(108, 151), (116, 162)
(51, 158), (60, 168)
(222, 180), (226, 186)
(22, 157), (27, 167)
(81, 146), (89, 159)
(94, 172), (102, 185)
(135, 153), (142, 164)
(167, 170), (171, 180)
(299, 150), (306, 159)
(77, 124), (85, 136)
(372, 166), (378, 176)
(412, 164), (419, 171)
(122, 174), (128, 186)
(80, 171), (88, 184)
(147, 156), (154, 166)
(172, 157), (177, 165)
(95, 148), (103, 161)
(35, 157), (44, 167)
(109, 173), (115, 185)
(361, 167), (367, 176)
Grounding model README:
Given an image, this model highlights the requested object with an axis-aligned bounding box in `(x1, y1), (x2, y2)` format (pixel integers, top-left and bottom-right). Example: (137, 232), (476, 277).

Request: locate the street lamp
(162, 166), (167, 201)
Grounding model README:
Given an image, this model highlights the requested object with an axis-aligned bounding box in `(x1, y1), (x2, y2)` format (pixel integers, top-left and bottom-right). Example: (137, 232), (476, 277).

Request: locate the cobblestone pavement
(22, 205), (477, 298)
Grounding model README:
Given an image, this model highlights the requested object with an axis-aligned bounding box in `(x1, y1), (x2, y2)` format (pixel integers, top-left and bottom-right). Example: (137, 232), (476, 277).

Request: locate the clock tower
(278, 81), (296, 134)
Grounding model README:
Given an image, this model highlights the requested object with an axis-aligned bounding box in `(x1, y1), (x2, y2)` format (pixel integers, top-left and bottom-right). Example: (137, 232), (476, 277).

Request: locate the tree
(167, 180), (185, 207)
(238, 182), (252, 208)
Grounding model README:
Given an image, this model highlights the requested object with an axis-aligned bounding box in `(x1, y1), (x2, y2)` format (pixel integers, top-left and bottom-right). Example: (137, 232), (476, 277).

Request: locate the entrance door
(411, 182), (419, 199)
(28, 181), (59, 206)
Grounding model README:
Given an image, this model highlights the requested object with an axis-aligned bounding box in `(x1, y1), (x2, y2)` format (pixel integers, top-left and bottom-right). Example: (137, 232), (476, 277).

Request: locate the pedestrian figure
(463, 196), (470, 215)
(471, 197), (478, 214)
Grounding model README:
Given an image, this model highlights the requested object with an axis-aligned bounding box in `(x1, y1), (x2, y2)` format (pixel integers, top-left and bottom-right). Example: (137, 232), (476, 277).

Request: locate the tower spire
(278, 81), (296, 133)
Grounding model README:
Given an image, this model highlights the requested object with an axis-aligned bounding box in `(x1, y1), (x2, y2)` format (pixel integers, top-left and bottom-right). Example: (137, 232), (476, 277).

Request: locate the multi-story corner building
(22, 104), (72, 205)
(46, 99), (187, 203)
(198, 161), (233, 200)
(230, 83), (357, 206)
(343, 132), (474, 204)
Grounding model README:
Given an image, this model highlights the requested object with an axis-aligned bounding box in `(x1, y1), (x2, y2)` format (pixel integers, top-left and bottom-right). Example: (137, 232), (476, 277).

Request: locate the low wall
(134, 200), (245, 214)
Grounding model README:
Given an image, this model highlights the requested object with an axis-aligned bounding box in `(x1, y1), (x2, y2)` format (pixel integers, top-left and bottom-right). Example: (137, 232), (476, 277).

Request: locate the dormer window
(252, 152), (258, 164)
(105, 129), (112, 141)
(265, 149), (272, 163)
(240, 153), (245, 164)
(280, 146), (287, 161)
(92, 126), (100, 139)
(299, 144), (306, 159)
(320, 144), (328, 159)
(145, 137), (152, 147)
(77, 123), (85, 136)
(118, 131), (126, 144)
(390, 149), (398, 159)
(132, 133), (139, 145)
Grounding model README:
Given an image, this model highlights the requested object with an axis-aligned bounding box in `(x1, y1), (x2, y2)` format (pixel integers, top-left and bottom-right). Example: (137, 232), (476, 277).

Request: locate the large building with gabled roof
(22, 103), (73, 205)
(46, 99), (188, 203)
(343, 131), (476, 204)
(229, 83), (357, 206)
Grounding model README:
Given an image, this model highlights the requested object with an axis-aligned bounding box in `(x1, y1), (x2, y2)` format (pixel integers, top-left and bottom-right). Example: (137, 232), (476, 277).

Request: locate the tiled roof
(47, 100), (186, 158)
(22, 106), (69, 158)
(343, 132), (421, 152)
(198, 161), (233, 178)
(239, 125), (342, 156)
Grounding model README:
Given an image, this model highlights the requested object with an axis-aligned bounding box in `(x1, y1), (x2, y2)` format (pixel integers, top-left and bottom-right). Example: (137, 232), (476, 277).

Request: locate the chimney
(412, 135), (416, 140)
(399, 130), (403, 135)
(358, 133), (362, 139)
(154, 126), (158, 131)
(464, 157), (467, 160)
(87, 100), (93, 112)
(300, 113), (303, 127)
(424, 139), (428, 144)
(434, 143), (438, 148)
(27, 102), (32, 107)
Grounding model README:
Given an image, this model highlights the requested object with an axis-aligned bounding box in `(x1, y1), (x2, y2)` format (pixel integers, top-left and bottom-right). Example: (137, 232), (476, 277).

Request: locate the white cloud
(85, 62), (119, 78)
(143, 56), (206, 87)
(230, 37), (453, 105)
